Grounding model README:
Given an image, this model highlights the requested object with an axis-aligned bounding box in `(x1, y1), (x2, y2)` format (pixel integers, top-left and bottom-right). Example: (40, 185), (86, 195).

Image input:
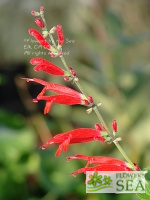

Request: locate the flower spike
(40, 128), (105, 156)
(27, 7), (140, 183)
(28, 29), (51, 50)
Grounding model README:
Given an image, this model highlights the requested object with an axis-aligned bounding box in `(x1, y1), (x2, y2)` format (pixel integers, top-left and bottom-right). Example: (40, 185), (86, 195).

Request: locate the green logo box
(86, 171), (145, 193)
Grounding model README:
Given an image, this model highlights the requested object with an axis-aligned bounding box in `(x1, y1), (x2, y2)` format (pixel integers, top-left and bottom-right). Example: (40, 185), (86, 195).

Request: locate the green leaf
(144, 167), (150, 182)
(136, 181), (150, 200)
(145, 181), (150, 196)
(136, 193), (150, 200)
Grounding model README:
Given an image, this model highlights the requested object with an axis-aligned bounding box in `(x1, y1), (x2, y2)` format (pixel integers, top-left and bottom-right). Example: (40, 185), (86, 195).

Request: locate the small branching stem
(60, 56), (69, 71)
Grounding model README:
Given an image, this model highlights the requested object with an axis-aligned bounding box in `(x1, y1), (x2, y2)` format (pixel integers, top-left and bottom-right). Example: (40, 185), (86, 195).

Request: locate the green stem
(114, 142), (135, 170)
(40, 13), (47, 30)
(49, 34), (57, 48)
(92, 105), (136, 170)
(93, 106), (110, 133)
(60, 56), (69, 71)
(74, 79), (88, 98)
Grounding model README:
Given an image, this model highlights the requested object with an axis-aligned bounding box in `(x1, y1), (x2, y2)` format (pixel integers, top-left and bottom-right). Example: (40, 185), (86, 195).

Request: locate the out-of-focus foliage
(0, 0), (150, 199)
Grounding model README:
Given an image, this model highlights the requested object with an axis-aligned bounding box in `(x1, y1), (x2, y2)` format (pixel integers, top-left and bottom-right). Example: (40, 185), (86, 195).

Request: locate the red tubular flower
(30, 58), (64, 76)
(25, 78), (83, 98)
(28, 29), (51, 50)
(40, 128), (105, 156)
(35, 18), (45, 28)
(24, 78), (87, 114)
(112, 120), (117, 132)
(67, 155), (140, 177)
(57, 25), (64, 46)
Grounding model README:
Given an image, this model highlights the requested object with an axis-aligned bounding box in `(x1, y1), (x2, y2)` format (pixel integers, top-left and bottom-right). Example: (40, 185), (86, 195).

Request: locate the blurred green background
(0, 0), (150, 199)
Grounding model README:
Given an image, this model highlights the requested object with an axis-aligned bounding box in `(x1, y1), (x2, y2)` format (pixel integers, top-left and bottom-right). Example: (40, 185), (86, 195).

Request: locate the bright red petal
(71, 164), (132, 177)
(44, 101), (53, 114)
(30, 58), (64, 76)
(34, 64), (64, 76)
(28, 29), (51, 49)
(55, 144), (63, 156)
(67, 154), (127, 166)
(37, 95), (82, 105)
(57, 24), (64, 46)
(26, 78), (82, 98)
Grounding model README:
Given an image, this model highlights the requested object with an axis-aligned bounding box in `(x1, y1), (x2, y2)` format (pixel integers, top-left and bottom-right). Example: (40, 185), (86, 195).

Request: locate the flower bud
(71, 70), (76, 77)
(112, 120), (117, 132)
(31, 11), (40, 16)
(64, 76), (70, 82)
(35, 18), (45, 29)
(95, 123), (102, 131)
(40, 6), (44, 11)
(83, 100), (90, 106)
(28, 29), (51, 50)
(50, 26), (57, 34)
(57, 24), (64, 46)
(49, 52), (57, 58)
(88, 96), (93, 103)
(69, 66), (73, 71)
(69, 67), (76, 77)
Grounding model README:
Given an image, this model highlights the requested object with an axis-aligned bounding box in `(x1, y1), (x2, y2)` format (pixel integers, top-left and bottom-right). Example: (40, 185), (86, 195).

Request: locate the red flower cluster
(26, 6), (140, 179)
(29, 11), (65, 57)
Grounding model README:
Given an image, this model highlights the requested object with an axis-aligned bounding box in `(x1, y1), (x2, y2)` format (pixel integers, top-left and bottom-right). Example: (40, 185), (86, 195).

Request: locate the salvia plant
(24, 6), (150, 199)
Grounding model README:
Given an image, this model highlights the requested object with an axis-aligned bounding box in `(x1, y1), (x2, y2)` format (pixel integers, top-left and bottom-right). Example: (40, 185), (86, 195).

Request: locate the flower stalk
(28, 6), (138, 173)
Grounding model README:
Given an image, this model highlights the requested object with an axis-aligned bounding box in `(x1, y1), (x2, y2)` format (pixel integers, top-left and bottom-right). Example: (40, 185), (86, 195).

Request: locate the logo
(86, 171), (145, 193)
